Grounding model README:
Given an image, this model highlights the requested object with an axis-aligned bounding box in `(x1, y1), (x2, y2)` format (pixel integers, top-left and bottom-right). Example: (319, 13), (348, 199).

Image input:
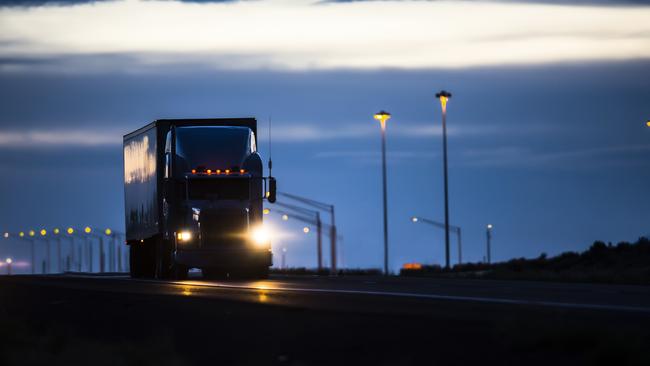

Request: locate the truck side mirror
(267, 177), (277, 203)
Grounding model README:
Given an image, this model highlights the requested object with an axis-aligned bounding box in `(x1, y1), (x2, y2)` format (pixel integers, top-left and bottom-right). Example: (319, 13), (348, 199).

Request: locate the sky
(0, 0), (649, 272)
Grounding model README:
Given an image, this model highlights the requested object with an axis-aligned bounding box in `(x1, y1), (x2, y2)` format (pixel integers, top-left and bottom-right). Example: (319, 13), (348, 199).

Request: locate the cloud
(0, 129), (122, 147)
(0, 0), (649, 71)
(460, 144), (650, 167)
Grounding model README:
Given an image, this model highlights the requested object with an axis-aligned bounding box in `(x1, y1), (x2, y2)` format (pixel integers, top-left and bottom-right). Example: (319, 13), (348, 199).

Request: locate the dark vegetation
(270, 267), (382, 276)
(401, 237), (650, 285)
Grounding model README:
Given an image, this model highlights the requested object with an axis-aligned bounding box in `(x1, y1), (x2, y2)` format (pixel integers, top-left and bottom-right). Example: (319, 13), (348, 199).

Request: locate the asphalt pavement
(0, 274), (649, 365)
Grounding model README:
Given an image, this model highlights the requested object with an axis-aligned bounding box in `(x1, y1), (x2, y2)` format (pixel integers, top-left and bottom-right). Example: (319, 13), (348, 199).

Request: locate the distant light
(303, 227), (310, 234)
(487, 224), (493, 229)
(105, 228), (112, 236)
(84, 227), (91, 234)
(67, 227), (74, 235)
(647, 120), (650, 127)
(191, 169), (197, 174)
(263, 208), (270, 215)
(40, 229), (47, 236)
(19, 232), (25, 237)
(216, 169), (221, 174)
(28, 230), (35, 237)
(411, 217), (418, 223)
(282, 214), (289, 221)
(53, 228), (60, 235)
(240, 169), (245, 174)
(265, 191), (270, 198)
(5, 258), (12, 264)
(282, 247), (287, 253)
(3, 232), (8, 238)
(402, 262), (422, 270)
(225, 169), (231, 174)
(206, 169), (212, 175)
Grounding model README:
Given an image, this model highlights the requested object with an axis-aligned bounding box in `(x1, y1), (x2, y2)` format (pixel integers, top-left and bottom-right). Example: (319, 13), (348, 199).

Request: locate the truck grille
(200, 209), (248, 247)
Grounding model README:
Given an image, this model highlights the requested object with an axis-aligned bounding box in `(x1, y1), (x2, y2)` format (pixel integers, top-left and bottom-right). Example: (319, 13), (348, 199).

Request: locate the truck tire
(155, 238), (188, 280)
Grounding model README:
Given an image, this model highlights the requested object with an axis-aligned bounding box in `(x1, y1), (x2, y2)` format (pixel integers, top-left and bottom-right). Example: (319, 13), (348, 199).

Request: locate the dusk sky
(0, 0), (649, 271)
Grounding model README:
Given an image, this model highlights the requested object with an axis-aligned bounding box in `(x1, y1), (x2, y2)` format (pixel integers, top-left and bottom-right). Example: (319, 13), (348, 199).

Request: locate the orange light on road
(240, 169), (245, 174)
(206, 169), (212, 175)
(225, 169), (231, 174)
(191, 169), (197, 174)
(216, 169), (221, 174)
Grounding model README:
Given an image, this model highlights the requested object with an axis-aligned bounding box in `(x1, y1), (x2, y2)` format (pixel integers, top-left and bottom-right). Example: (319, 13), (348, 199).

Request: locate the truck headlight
(177, 231), (192, 242)
(250, 226), (271, 247)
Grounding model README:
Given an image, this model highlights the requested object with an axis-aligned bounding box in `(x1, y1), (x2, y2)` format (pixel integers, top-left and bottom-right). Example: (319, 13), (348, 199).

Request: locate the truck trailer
(123, 118), (276, 279)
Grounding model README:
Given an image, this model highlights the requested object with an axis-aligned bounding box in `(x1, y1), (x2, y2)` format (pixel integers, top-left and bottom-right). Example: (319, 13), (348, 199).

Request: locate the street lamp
(282, 214), (289, 221)
(486, 224), (493, 264)
(374, 110), (391, 276)
(5, 258), (12, 275)
(28, 229), (35, 274)
(646, 120), (650, 127)
(411, 216), (463, 265)
(303, 227), (310, 234)
(435, 90), (452, 269)
(40, 228), (50, 273)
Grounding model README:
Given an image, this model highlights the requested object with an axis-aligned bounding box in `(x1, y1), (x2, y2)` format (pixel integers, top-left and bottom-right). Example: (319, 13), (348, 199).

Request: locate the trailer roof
(123, 118), (258, 141)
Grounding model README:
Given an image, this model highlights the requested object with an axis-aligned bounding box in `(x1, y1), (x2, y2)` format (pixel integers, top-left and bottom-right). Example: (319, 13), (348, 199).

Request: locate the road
(1, 274), (649, 365)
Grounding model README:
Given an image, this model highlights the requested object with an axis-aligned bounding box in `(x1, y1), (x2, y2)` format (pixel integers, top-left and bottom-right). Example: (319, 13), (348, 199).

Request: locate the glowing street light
(411, 215), (463, 265)
(105, 228), (112, 236)
(5, 258), (12, 275)
(436, 90), (453, 269)
(282, 214), (289, 221)
(19, 232), (24, 238)
(374, 110), (391, 276)
(3, 232), (8, 238)
(40, 229), (47, 236)
(263, 208), (270, 215)
(411, 217), (418, 223)
(28, 230), (35, 237)
(303, 227), (310, 234)
(67, 227), (74, 235)
(646, 120), (650, 127)
(84, 227), (92, 234)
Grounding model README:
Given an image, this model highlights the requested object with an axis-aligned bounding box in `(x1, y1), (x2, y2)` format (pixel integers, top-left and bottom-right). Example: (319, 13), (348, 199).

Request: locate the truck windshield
(175, 126), (252, 174)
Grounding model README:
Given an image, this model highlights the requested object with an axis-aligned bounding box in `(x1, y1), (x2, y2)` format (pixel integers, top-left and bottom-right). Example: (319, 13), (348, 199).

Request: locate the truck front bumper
(174, 247), (272, 269)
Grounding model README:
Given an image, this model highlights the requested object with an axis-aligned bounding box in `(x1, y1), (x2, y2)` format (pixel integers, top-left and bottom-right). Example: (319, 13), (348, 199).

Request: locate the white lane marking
(165, 280), (650, 314)
(61, 274), (650, 314)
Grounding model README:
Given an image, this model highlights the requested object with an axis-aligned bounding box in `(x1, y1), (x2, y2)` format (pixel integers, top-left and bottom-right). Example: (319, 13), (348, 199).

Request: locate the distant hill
(402, 237), (650, 285)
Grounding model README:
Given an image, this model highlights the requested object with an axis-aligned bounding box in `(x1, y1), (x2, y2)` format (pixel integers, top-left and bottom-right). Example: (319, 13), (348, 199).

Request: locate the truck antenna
(268, 115), (273, 177)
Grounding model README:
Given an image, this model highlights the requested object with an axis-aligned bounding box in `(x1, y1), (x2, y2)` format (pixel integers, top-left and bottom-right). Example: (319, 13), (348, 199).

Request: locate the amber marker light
(191, 169), (197, 174)
(206, 169), (212, 175)
(225, 169), (231, 174)
(216, 169), (221, 174)
(240, 169), (245, 174)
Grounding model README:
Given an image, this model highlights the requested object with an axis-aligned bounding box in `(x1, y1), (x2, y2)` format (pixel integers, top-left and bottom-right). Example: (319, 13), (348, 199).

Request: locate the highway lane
(25, 273), (650, 313)
(1, 274), (650, 365)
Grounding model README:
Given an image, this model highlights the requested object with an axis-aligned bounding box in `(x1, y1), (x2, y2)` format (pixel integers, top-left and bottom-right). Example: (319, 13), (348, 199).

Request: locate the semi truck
(123, 118), (276, 279)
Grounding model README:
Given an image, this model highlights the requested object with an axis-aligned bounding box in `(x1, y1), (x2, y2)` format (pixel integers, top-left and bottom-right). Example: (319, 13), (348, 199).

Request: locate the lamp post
(66, 227), (75, 272)
(28, 230), (36, 274)
(411, 216), (463, 265)
(40, 229), (49, 273)
(53, 228), (62, 273)
(5, 258), (12, 275)
(486, 224), (493, 264)
(435, 90), (452, 269)
(374, 110), (391, 276)
(277, 192), (338, 275)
